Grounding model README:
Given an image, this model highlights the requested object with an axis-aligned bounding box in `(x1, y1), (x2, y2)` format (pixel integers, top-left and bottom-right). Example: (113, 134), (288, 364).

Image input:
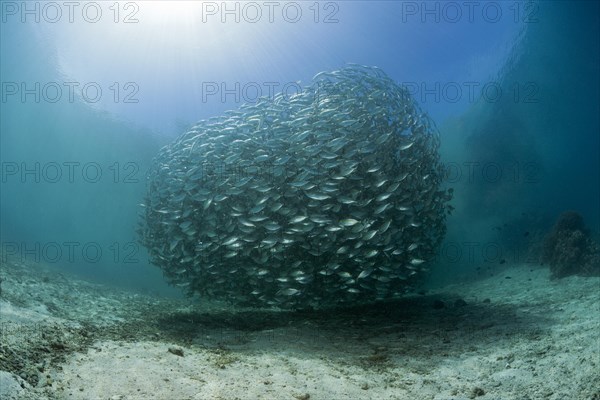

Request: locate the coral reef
(541, 211), (600, 278)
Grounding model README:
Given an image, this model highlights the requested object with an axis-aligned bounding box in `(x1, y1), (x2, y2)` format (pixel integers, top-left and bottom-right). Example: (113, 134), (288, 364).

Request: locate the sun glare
(139, 1), (201, 28)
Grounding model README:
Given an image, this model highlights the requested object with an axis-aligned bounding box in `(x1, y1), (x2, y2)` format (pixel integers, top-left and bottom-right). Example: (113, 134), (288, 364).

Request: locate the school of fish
(139, 64), (452, 309)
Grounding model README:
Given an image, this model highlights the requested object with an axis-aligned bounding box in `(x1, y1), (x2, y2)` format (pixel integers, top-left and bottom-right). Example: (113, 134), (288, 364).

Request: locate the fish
(139, 64), (451, 309)
(305, 192), (330, 201)
(376, 193), (393, 202)
(290, 215), (308, 223)
(340, 218), (359, 227)
(338, 196), (357, 205)
(277, 288), (300, 296)
(400, 142), (415, 151)
(357, 268), (373, 279)
(365, 249), (379, 258)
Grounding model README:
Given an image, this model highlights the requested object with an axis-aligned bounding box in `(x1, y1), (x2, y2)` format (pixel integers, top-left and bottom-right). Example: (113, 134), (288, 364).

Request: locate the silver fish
(139, 64), (451, 309)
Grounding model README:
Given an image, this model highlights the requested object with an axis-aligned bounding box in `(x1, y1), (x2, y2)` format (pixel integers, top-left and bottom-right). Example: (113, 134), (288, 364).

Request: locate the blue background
(1, 1), (598, 293)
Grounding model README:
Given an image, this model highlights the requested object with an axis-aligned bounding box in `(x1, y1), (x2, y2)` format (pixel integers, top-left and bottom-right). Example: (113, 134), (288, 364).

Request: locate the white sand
(1, 260), (598, 400)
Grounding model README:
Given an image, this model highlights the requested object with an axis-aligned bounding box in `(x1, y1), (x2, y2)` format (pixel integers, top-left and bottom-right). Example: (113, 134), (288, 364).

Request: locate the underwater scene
(0, 1), (598, 399)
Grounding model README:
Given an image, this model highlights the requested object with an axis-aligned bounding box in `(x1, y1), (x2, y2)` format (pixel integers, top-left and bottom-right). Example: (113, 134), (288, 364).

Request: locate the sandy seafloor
(0, 257), (598, 400)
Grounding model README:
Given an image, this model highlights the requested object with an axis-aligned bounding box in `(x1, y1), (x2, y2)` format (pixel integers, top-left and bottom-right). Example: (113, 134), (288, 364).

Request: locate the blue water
(1, 1), (598, 295)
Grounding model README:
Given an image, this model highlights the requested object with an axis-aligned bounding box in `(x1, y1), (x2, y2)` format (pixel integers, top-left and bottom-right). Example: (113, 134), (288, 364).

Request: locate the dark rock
(470, 387), (485, 398)
(554, 210), (585, 232)
(50, 342), (66, 351)
(167, 347), (184, 357)
(541, 211), (600, 278)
